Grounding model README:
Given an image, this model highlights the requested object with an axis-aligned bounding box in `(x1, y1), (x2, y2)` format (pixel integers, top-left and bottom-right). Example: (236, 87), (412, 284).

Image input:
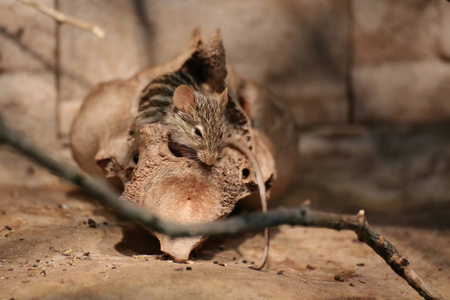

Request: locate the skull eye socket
(194, 127), (203, 138)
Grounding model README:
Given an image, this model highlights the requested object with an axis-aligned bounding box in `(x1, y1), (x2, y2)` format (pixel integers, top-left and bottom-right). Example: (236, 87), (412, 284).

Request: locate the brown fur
(163, 86), (228, 166)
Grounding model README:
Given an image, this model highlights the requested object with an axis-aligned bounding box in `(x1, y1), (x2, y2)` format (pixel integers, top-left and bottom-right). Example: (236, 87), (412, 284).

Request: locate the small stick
(353, 210), (442, 300)
(15, 0), (105, 38)
(226, 141), (269, 271)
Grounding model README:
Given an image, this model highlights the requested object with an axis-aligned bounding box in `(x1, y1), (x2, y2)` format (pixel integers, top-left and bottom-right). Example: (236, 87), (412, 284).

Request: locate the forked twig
(15, 0), (105, 38)
(305, 207), (443, 300)
(0, 117), (443, 300)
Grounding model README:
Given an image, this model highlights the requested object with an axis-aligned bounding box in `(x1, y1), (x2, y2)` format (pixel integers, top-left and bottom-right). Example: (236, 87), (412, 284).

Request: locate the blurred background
(1, 0), (450, 226)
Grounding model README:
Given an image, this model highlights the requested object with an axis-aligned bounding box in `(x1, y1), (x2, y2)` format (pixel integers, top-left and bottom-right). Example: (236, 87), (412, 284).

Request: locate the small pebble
(306, 264), (315, 270)
(219, 263), (226, 267)
(87, 219), (97, 228)
(349, 283), (355, 287)
(63, 249), (73, 256)
(5, 226), (12, 231)
(32, 265), (38, 268)
(242, 260), (247, 264)
(213, 261), (219, 264)
(186, 266), (192, 271)
(356, 263), (365, 267)
(277, 271), (284, 275)
(334, 274), (344, 282)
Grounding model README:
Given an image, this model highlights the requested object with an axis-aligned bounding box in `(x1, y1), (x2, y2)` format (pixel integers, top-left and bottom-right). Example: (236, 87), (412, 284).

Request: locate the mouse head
(168, 85), (228, 166)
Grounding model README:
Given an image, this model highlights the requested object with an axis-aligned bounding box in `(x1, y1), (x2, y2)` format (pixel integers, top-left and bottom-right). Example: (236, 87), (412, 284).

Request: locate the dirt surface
(0, 188), (449, 300)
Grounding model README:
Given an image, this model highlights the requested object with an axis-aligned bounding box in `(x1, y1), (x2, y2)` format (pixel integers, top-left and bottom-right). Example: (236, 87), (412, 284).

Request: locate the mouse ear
(219, 88), (228, 109)
(173, 85), (195, 112)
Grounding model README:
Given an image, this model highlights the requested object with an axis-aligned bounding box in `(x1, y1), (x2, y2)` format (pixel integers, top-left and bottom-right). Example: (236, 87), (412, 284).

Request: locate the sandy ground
(0, 188), (449, 300)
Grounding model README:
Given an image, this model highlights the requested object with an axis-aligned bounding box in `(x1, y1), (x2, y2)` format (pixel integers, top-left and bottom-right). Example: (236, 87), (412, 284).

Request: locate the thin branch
(15, 0), (105, 38)
(0, 117), (443, 300)
(353, 210), (443, 300)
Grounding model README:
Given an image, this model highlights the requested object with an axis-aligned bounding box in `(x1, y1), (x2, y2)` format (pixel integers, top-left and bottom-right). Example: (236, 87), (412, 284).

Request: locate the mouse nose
(199, 152), (217, 166)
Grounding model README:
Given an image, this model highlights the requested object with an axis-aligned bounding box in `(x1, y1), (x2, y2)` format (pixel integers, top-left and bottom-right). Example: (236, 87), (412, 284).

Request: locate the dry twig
(0, 117), (443, 300)
(15, 0), (105, 38)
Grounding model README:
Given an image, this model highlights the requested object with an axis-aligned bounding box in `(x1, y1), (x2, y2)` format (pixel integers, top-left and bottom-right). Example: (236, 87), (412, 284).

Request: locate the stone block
(57, 0), (152, 102)
(0, 0), (56, 71)
(438, 0), (450, 59)
(354, 60), (450, 122)
(0, 72), (57, 147)
(352, 1), (450, 123)
(0, 1), (59, 187)
(353, 0), (440, 65)
(0, 72), (59, 186)
(283, 123), (450, 214)
(58, 99), (83, 139)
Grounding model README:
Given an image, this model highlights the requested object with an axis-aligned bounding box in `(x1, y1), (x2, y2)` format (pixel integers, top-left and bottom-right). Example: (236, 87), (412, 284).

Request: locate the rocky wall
(1, 0), (450, 215)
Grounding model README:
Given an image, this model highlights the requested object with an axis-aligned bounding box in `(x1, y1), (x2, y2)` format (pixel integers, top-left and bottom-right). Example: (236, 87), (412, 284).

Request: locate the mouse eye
(194, 127), (203, 138)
